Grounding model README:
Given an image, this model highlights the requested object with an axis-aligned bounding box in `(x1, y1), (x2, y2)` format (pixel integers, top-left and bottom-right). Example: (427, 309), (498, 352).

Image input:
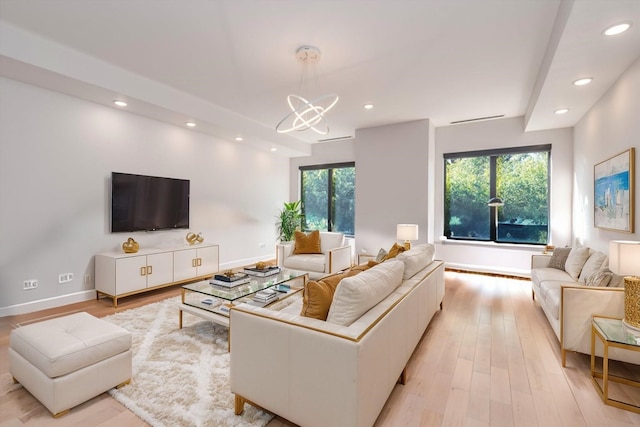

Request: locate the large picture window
(444, 145), (550, 244)
(300, 162), (355, 236)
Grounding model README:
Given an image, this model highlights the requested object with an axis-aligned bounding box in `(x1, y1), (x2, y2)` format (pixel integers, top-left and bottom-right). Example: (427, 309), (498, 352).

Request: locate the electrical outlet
(23, 280), (38, 290)
(84, 274), (91, 285)
(58, 273), (74, 284)
(259, 242), (266, 248)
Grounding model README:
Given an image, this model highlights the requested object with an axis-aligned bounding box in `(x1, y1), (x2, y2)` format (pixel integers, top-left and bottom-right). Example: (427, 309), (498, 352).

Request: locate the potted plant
(276, 200), (303, 242)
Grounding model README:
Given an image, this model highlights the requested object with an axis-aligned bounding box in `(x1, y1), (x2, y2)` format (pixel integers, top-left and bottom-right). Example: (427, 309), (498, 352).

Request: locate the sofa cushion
(300, 273), (347, 320)
(531, 267), (572, 287)
(545, 287), (562, 321)
(548, 247), (571, 270)
(578, 251), (608, 283)
(283, 254), (325, 273)
(539, 280), (563, 302)
(394, 244), (435, 280)
(564, 247), (591, 280)
(293, 230), (322, 254)
(319, 232), (345, 253)
(327, 260), (404, 326)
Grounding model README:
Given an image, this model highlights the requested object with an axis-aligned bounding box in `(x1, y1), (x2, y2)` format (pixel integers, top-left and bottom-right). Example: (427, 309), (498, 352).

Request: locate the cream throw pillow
(564, 247), (591, 280)
(326, 260), (404, 326)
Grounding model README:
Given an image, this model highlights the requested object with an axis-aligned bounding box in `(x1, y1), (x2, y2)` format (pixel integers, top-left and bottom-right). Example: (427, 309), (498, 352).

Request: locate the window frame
(443, 144), (551, 245)
(299, 161), (355, 236)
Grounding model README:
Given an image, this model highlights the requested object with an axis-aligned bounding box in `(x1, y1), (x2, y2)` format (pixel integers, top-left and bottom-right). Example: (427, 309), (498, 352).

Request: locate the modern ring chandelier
(275, 46), (339, 135)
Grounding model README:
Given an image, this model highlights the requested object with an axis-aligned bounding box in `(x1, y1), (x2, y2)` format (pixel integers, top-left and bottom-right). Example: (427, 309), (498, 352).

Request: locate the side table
(591, 316), (640, 414)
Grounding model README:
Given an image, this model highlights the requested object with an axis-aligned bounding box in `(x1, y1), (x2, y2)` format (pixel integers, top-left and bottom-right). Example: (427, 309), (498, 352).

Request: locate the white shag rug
(102, 296), (274, 427)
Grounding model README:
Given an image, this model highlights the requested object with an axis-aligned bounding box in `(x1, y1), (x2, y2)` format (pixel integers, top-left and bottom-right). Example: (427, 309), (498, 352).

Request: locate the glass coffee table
(179, 268), (307, 328)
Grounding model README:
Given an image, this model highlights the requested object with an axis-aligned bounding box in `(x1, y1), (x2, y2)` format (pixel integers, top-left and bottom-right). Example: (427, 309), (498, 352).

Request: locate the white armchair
(276, 231), (352, 279)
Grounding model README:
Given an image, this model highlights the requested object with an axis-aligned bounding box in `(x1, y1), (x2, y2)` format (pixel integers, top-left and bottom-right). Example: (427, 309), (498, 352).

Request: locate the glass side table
(591, 316), (640, 414)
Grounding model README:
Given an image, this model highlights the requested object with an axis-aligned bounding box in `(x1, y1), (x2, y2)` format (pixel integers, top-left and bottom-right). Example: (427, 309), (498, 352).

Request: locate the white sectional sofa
(531, 246), (640, 367)
(230, 244), (444, 427)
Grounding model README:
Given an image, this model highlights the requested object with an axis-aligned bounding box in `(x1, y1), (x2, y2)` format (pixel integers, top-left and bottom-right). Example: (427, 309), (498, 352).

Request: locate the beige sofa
(276, 231), (352, 280)
(230, 244), (444, 427)
(531, 247), (640, 366)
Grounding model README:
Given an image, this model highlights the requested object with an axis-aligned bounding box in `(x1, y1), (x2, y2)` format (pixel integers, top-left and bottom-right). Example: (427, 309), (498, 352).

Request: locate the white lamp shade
(609, 240), (640, 276)
(397, 224), (419, 241)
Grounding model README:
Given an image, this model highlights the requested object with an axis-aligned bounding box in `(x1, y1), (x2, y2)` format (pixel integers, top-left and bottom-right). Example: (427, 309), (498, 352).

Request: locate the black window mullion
(327, 168), (334, 231)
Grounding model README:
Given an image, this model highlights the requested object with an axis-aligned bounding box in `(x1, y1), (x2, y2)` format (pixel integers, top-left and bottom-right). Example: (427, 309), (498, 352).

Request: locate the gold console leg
(116, 379), (131, 389)
(53, 409), (70, 418)
(234, 395), (245, 415)
(398, 368), (407, 385)
(12, 376), (18, 384)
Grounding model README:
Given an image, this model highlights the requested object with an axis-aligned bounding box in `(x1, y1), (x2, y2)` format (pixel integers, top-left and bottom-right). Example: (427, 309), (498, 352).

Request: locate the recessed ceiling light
(234, 136), (244, 142)
(270, 147), (277, 152)
(185, 122), (196, 127)
(573, 78), (593, 86)
(554, 108), (569, 115)
(113, 100), (127, 107)
(363, 104), (374, 110)
(603, 22), (631, 36)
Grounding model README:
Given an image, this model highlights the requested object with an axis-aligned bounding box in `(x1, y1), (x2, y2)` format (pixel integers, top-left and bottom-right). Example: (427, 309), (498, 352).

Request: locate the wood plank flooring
(2, 271), (640, 426)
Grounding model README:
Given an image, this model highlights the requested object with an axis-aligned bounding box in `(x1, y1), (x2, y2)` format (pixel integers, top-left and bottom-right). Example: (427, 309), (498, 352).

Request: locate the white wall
(354, 120), (433, 256)
(0, 77), (289, 315)
(573, 57), (640, 252)
(434, 116), (573, 276)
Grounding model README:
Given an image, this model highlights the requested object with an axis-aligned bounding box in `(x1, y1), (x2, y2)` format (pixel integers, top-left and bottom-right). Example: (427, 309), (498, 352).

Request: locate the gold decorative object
(255, 261), (267, 270)
(624, 277), (640, 330)
(122, 237), (139, 253)
(223, 270), (235, 278)
(186, 232), (204, 245)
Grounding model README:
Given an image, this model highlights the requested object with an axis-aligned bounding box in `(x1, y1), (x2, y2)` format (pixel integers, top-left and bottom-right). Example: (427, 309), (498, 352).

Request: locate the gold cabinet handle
(192, 258), (197, 267)
(147, 266), (152, 275)
(197, 258), (202, 266)
(140, 266), (146, 276)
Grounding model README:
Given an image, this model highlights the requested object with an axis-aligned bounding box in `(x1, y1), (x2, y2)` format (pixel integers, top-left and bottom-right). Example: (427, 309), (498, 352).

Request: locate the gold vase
(122, 237), (139, 253)
(624, 277), (640, 330)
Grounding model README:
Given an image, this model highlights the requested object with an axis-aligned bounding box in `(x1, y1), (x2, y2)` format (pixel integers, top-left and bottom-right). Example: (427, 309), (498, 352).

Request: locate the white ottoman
(9, 311), (132, 417)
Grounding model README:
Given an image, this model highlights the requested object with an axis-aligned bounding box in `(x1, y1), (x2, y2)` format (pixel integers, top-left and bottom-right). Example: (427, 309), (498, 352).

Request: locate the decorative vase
(122, 237), (139, 253)
(255, 261), (267, 270)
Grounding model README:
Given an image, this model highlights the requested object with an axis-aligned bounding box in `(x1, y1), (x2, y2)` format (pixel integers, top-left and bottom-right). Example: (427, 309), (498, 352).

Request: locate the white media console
(95, 244), (219, 307)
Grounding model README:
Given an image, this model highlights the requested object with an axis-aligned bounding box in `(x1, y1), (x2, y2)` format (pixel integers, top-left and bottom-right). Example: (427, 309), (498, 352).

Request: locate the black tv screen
(111, 172), (190, 232)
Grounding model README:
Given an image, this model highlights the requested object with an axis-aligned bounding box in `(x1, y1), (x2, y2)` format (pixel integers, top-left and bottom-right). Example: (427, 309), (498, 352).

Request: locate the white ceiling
(1, 0), (639, 156)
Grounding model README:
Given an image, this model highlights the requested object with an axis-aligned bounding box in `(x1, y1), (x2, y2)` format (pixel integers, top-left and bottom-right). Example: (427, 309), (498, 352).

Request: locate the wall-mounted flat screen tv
(111, 172), (190, 232)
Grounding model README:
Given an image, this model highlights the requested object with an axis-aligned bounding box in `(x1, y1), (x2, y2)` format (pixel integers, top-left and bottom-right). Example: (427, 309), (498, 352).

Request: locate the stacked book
(252, 289), (278, 305)
(244, 266), (281, 277)
(210, 273), (250, 288)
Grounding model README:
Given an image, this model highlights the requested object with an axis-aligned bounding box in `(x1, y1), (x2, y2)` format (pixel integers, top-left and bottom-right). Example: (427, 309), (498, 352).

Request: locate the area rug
(102, 296), (274, 427)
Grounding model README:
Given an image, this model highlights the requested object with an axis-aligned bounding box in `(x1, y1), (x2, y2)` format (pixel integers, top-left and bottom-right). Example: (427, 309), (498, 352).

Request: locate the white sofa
(531, 247), (640, 367)
(276, 231), (352, 279)
(230, 244), (444, 427)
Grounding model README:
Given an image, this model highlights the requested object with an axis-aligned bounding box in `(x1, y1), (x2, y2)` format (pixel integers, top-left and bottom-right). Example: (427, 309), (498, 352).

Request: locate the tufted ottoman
(9, 311), (132, 417)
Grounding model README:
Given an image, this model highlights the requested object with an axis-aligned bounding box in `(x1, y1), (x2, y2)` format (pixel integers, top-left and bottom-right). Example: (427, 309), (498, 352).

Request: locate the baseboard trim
(445, 262), (531, 280)
(0, 290), (97, 317)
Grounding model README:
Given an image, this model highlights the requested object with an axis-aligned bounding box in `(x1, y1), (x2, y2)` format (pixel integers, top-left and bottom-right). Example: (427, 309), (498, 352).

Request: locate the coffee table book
(244, 266), (281, 277)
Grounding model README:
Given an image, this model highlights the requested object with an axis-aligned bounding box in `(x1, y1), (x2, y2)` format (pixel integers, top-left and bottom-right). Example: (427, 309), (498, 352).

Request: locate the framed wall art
(594, 147), (635, 232)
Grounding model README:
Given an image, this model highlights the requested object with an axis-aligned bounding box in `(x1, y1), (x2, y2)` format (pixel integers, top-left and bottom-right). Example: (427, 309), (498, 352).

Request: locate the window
(444, 145), (550, 244)
(300, 162), (355, 236)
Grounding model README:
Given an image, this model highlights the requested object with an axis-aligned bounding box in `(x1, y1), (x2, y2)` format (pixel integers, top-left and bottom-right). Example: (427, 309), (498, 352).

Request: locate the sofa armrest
(531, 254), (552, 269)
(327, 245), (352, 273)
(276, 242), (295, 267)
(560, 285), (625, 364)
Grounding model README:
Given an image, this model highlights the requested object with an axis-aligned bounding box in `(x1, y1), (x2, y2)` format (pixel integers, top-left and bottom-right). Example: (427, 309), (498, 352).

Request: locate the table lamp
(609, 240), (640, 331)
(397, 224), (419, 250)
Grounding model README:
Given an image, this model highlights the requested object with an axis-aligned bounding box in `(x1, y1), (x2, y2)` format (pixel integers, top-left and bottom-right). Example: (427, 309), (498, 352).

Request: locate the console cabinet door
(115, 255), (148, 294)
(145, 251), (173, 287)
(173, 248), (198, 281)
(196, 245), (219, 276)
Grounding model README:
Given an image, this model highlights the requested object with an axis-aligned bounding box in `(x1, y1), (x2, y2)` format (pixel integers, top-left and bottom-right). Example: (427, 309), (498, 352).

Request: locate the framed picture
(594, 147), (635, 232)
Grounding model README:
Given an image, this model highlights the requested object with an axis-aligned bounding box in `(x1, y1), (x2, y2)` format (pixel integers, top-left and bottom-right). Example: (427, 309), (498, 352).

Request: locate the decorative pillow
(548, 247), (571, 270)
(293, 230), (322, 254)
(375, 248), (387, 262)
(383, 243), (406, 261)
(578, 251), (608, 283)
(300, 272), (346, 320)
(395, 244), (435, 280)
(564, 247), (591, 280)
(608, 271), (625, 288)
(585, 269), (613, 287)
(326, 260), (404, 326)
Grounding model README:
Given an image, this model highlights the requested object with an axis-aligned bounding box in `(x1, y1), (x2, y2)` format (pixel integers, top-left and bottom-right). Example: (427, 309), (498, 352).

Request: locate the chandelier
(275, 46), (339, 135)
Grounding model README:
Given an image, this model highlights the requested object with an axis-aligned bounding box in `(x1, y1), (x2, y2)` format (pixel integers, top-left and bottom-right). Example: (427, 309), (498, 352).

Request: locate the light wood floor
(2, 271), (640, 426)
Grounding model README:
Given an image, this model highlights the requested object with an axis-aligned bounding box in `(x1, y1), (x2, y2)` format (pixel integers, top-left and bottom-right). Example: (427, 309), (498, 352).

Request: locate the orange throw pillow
(293, 230), (322, 254)
(300, 273), (345, 320)
(383, 242), (406, 260)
